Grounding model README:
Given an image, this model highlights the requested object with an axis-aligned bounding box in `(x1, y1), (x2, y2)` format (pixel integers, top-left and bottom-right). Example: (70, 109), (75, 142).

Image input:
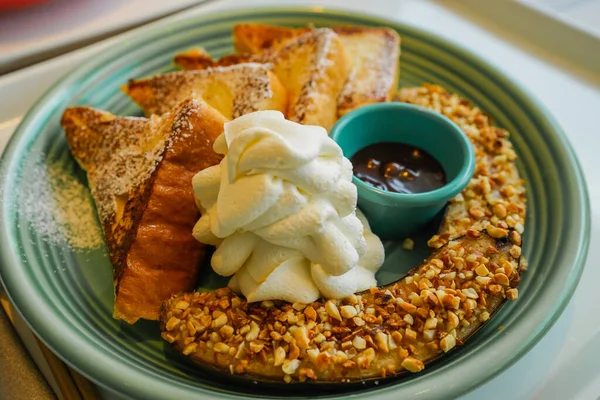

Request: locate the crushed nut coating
(399, 84), (526, 249)
(161, 234), (520, 382)
(160, 84), (526, 382)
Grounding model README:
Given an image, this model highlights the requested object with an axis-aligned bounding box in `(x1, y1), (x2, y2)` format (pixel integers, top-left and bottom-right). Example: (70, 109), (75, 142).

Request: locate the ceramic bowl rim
(330, 102), (476, 206)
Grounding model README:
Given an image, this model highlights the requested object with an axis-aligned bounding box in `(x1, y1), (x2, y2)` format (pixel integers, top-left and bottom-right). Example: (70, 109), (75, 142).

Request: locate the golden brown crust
(62, 109), (166, 273)
(232, 24), (312, 54)
(173, 48), (218, 70)
(270, 28), (349, 131)
(173, 49), (257, 71)
(159, 84), (526, 381)
(62, 97), (227, 323)
(336, 27), (400, 116)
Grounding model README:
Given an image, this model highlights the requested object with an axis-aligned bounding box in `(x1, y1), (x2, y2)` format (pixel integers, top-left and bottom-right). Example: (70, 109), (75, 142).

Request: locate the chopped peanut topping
(325, 300), (342, 321)
(440, 335), (456, 353)
(401, 357), (424, 373)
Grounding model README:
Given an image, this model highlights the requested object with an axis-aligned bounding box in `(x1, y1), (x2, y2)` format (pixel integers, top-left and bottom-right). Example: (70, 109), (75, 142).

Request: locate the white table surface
(0, 0), (598, 399)
(0, 0), (209, 73)
(519, 0), (600, 38)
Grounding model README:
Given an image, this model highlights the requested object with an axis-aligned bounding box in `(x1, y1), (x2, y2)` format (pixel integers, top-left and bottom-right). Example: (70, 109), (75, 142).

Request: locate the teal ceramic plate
(0, 7), (590, 400)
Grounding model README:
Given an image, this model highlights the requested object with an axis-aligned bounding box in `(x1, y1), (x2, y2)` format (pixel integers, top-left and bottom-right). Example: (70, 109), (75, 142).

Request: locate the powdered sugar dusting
(4, 153), (104, 250)
(170, 97), (202, 147)
(127, 63), (275, 117)
(232, 63), (275, 118)
(337, 28), (401, 112)
(287, 28), (337, 124)
(87, 118), (162, 226)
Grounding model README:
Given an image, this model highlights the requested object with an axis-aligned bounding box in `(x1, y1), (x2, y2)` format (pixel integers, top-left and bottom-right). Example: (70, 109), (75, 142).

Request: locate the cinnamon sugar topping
(126, 63), (277, 117)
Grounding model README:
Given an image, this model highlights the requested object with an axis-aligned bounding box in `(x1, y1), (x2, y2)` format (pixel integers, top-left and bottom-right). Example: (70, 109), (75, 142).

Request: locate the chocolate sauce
(351, 142), (446, 194)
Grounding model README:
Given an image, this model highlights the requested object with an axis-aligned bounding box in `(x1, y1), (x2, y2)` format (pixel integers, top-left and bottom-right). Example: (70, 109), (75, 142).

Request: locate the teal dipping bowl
(331, 102), (475, 240)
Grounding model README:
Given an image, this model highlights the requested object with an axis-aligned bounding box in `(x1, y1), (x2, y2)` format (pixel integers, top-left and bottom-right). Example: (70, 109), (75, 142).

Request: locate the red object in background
(0, 0), (49, 11)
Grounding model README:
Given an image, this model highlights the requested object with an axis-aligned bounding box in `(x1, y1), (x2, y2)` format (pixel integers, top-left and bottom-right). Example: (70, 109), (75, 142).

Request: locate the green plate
(0, 7), (590, 400)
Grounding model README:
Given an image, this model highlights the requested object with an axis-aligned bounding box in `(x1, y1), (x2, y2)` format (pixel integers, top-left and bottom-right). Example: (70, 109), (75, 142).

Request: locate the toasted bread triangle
(174, 28), (350, 131)
(62, 97), (226, 323)
(123, 63), (287, 118)
(233, 23), (311, 54)
(174, 49), (256, 71)
(334, 27), (400, 115)
(267, 28), (349, 131)
(228, 24), (400, 116)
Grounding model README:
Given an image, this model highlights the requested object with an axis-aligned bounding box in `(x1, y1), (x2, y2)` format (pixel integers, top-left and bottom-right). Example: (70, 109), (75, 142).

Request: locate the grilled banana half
(160, 84), (526, 382)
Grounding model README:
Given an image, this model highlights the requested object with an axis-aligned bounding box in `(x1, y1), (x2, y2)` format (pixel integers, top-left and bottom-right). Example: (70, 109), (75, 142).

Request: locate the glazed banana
(160, 84), (526, 382)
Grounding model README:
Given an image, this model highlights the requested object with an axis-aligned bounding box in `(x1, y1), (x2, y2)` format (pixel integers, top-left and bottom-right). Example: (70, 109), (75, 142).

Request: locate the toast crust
(335, 27), (400, 115)
(270, 28), (349, 131)
(233, 23), (311, 54)
(62, 97), (226, 323)
(174, 49), (256, 70)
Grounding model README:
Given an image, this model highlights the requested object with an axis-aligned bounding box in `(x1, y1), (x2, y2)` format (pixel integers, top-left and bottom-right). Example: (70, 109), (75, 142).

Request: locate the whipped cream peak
(192, 110), (384, 303)
(226, 111), (335, 166)
(216, 110), (344, 195)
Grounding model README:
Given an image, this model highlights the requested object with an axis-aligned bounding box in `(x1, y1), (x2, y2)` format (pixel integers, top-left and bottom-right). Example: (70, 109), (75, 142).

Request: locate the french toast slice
(230, 24), (400, 116)
(175, 28), (350, 131)
(174, 48), (256, 71)
(123, 63), (287, 118)
(268, 28), (349, 130)
(61, 96), (226, 323)
(232, 23), (311, 54)
(334, 27), (400, 116)
(173, 48), (220, 70)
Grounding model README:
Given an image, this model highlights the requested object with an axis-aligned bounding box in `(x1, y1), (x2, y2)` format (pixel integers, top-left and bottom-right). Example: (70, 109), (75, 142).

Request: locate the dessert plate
(0, 7), (590, 400)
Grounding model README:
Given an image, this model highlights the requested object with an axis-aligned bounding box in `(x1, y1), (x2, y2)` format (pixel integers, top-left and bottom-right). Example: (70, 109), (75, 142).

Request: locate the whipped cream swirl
(192, 111), (384, 303)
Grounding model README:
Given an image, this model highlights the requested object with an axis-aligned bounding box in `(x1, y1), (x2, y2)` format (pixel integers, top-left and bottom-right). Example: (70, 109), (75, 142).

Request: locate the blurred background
(0, 0), (209, 73)
(1, 0), (599, 75)
(519, 0), (600, 37)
